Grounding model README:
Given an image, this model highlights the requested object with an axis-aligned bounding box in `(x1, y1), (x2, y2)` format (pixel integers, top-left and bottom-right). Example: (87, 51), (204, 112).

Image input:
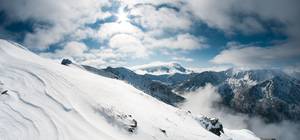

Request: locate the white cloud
(40, 41), (87, 58)
(122, 0), (183, 8)
(186, 0), (234, 32)
(60, 42), (88, 56)
(0, 0), (111, 50)
(211, 42), (300, 68)
(109, 34), (148, 58)
(185, 0), (300, 69)
(3, 0), (298, 70)
(143, 33), (207, 51)
(1, 0), (209, 65)
(98, 22), (143, 41)
(190, 66), (231, 73)
(96, 2), (206, 60)
(172, 56), (193, 62)
(130, 4), (192, 31)
(186, 0), (300, 36)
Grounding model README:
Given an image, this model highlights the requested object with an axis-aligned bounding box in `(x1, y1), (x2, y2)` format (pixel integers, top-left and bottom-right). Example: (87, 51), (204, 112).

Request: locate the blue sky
(0, 0), (299, 71)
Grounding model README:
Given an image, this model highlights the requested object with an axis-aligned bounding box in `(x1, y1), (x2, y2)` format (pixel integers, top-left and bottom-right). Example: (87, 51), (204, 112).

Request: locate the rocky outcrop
(61, 59), (72, 66)
(94, 105), (138, 133)
(174, 69), (300, 122)
(195, 116), (224, 136)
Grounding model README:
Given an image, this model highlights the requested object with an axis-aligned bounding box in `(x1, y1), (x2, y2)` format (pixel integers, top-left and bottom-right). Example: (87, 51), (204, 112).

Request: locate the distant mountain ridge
(176, 68), (300, 122)
(131, 62), (193, 75)
(64, 59), (300, 123)
(102, 66), (185, 106)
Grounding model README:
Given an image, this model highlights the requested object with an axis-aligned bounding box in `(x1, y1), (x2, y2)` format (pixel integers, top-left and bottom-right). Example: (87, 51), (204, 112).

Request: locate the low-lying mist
(180, 84), (300, 140)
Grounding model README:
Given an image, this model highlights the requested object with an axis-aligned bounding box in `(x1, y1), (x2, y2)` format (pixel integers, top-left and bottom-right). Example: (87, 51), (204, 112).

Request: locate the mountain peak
(131, 61), (192, 75)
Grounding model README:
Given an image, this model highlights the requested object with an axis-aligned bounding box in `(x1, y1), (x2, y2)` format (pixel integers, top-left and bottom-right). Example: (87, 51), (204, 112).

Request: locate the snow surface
(0, 39), (260, 140)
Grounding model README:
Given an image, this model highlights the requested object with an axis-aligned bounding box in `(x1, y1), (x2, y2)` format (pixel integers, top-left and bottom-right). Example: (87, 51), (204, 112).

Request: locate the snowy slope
(0, 40), (259, 140)
(102, 67), (185, 105)
(131, 62), (192, 75)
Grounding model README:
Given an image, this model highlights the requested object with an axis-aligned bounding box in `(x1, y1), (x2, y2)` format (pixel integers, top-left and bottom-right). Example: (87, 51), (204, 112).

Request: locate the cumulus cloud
(211, 42), (300, 68)
(186, 0), (300, 36)
(87, 1), (206, 64)
(40, 41), (87, 58)
(94, 2), (207, 61)
(98, 22), (143, 41)
(130, 4), (192, 31)
(0, 0), (207, 66)
(109, 34), (148, 58)
(181, 84), (300, 140)
(187, 0), (299, 70)
(0, 0), (111, 49)
(146, 33), (207, 50)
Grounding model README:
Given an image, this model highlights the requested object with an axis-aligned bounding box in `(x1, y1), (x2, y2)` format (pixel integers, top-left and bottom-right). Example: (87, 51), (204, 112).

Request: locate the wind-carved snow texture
(0, 39), (260, 140)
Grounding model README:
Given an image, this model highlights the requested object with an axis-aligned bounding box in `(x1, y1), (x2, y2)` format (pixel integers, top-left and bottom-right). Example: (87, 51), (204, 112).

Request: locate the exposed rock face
(193, 114), (224, 136)
(82, 65), (119, 79)
(0, 81), (8, 95)
(61, 59), (72, 65)
(175, 71), (227, 92)
(231, 76), (300, 122)
(175, 69), (300, 122)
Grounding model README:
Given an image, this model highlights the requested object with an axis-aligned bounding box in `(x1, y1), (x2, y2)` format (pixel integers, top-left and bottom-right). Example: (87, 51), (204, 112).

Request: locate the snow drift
(0, 39), (259, 140)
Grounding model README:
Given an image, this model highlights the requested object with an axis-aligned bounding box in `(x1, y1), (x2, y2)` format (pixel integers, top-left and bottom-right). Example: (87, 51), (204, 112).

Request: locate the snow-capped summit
(131, 61), (192, 75)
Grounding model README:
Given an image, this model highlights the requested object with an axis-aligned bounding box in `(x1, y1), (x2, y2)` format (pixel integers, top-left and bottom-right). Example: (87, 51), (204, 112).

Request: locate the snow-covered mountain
(0, 40), (261, 140)
(176, 68), (300, 122)
(87, 65), (185, 106)
(131, 62), (192, 75)
(78, 59), (300, 123)
(143, 73), (196, 87)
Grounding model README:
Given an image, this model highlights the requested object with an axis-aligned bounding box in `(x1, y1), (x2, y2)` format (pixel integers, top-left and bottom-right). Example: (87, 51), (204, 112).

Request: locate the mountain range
(0, 39), (261, 140)
(2, 39), (299, 140)
(73, 60), (300, 123)
(176, 68), (300, 122)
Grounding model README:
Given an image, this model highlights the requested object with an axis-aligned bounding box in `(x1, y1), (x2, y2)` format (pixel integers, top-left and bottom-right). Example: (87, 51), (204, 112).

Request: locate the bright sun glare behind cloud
(116, 7), (129, 23)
